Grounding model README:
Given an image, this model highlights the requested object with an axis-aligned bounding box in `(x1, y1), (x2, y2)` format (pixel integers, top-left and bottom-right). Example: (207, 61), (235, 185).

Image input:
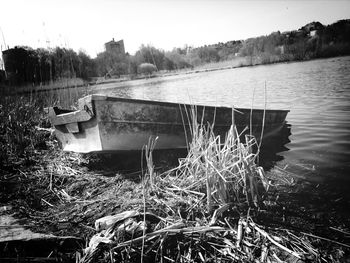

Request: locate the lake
(95, 56), (350, 204)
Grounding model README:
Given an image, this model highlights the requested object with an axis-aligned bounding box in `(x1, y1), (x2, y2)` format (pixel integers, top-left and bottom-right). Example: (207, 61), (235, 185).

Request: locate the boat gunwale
(99, 120), (288, 127)
(86, 94), (290, 114)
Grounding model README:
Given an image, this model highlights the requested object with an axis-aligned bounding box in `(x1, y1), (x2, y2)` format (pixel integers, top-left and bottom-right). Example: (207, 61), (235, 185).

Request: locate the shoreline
(85, 54), (350, 91)
(4, 54), (349, 96)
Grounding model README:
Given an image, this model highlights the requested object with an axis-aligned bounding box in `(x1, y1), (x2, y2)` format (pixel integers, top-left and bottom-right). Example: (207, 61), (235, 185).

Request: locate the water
(96, 56), (350, 202)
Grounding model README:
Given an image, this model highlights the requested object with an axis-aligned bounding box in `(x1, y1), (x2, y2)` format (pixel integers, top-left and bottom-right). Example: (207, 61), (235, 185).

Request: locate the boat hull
(49, 95), (289, 153)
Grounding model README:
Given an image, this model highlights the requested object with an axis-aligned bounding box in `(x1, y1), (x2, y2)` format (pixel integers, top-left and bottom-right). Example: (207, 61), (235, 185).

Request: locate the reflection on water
(84, 148), (188, 175)
(89, 123), (292, 175)
(259, 123), (291, 170)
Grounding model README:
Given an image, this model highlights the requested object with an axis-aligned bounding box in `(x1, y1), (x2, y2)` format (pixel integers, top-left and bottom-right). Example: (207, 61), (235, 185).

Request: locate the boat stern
(48, 96), (103, 153)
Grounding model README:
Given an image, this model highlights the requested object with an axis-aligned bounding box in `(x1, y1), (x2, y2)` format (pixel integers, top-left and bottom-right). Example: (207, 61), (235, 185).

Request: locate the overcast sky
(0, 0), (349, 57)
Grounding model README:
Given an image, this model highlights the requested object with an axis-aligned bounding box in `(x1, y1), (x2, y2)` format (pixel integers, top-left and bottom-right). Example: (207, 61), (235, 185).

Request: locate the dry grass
(160, 123), (267, 211)
(78, 113), (348, 263)
(0, 85), (89, 167)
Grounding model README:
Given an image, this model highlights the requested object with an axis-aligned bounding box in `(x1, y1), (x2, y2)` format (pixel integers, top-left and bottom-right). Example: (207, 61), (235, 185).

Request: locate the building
(104, 38), (125, 55)
(1, 46), (52, 86)
(2, 47), (34, 86)
(310, 30), (317, 37)
(276, 45), (285, 55)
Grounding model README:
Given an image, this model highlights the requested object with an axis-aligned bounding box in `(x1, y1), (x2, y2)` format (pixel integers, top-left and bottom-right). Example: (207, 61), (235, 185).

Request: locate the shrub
(137, 63), (157, 75)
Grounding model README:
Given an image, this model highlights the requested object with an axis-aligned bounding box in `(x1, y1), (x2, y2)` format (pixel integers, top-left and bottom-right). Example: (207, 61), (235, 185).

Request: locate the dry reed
(79, 111), (331, 263)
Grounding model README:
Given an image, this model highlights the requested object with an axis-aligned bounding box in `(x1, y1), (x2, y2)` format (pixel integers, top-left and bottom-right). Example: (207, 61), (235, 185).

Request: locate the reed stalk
(162, 108), (268, 210)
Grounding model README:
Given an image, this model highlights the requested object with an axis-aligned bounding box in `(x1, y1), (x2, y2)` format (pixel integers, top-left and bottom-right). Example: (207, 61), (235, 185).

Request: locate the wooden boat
(48, 94), (289, 153)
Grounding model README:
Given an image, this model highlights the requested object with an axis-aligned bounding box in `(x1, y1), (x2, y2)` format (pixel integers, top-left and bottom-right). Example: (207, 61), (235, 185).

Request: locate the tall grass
(0, 84), (90, 167)
(157, 110), (268, 212)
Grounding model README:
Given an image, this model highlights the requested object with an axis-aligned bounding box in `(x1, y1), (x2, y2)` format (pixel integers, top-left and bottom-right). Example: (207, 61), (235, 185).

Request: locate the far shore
(86, 54), (350, 93)
(5, 54), (349, 96)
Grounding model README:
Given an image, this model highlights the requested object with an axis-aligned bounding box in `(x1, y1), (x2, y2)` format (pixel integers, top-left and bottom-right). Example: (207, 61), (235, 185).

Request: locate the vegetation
(137, 63), (157, 75)
(95, 49), (127, 78)
(2, 19), (349, 87)
(124, 19), (350, 71)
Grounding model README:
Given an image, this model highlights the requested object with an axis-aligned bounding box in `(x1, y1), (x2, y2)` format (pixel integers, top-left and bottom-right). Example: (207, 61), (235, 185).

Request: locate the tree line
(1, 19), (350, 86)
(96, 19), (350, 77)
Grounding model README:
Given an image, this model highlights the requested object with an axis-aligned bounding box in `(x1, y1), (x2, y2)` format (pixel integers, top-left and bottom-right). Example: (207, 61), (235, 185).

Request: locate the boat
(48, 94), (289, 153)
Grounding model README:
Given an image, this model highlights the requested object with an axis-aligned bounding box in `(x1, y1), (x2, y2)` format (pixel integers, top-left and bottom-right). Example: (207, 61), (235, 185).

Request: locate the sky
(0, 0), (350, 57)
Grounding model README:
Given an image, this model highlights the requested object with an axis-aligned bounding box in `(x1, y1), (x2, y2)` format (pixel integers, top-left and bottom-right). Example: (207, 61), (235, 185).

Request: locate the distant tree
(95, 50), (127, 77)
(196, 46), (220, 63)
(239, 38), (259, 57)
(184, 50), (202, 66)
(162, 56), (175, 71)
(135, 45), (165, 70)
(35, 48), (52, 83)
(51, 47), (86, 79)
(165, 49), (192, 69)
(217, 41), (242, 60)
(77, 50), (96, 79)
(127, 55), (139, 75)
